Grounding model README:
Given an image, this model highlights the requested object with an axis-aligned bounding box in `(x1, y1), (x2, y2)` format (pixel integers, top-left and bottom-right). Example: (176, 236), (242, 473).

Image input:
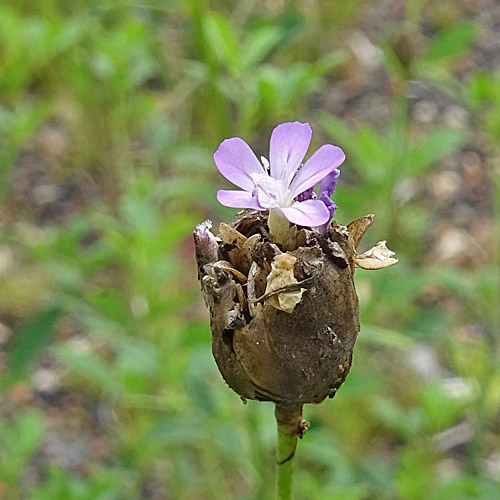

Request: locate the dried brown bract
(194, 211), (397, 405)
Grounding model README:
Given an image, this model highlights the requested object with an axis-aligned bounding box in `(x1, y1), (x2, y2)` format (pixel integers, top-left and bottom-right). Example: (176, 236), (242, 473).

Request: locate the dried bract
(194, 210), (396, 405)
(264, 254), (305, 313)
(353, 241), (399, 270)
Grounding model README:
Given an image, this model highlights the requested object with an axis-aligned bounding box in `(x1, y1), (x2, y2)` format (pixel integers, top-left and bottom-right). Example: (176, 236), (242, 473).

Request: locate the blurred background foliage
(0, 0), (499, 499)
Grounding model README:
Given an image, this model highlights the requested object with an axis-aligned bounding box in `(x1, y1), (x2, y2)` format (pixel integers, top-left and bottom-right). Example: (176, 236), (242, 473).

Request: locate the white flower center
(250, 172), (294, 209)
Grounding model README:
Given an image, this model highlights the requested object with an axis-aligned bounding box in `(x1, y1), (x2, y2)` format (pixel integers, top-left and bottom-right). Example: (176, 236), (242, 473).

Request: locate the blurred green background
(1, 0), (499, 499)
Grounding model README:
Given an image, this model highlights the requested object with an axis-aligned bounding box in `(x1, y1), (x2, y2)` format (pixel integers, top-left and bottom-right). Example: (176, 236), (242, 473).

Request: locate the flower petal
(319, 168), (341, 197)
(289, 145), (345, 198)
(269, 122), (312, 183)
(280, 199), (330, 227)
(217, 190), (262, 209)
(316, 195), (338, 233)
(214, 137), (265, 191)
(297, 186), (314, 202)
(319, 194), (338, 218)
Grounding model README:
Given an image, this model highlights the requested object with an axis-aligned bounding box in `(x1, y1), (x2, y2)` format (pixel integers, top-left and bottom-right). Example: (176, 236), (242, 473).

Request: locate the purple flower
(300, 168), (340, 232)
(214, 121), (345, 228)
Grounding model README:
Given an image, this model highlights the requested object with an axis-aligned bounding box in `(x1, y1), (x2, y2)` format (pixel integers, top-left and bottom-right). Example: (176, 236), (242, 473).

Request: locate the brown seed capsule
(194, 210), (396, 405)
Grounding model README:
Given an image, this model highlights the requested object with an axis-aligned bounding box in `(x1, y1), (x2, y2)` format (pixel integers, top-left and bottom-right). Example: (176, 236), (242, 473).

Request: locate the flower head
(214, 121), (345, 229)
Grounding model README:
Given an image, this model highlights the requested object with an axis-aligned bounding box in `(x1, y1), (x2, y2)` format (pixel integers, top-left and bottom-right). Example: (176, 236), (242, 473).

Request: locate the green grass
(1, 1), (499, 499)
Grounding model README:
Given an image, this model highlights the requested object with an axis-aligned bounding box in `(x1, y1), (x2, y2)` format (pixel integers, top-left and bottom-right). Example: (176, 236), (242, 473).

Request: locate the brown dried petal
(239, 234), (262, 275)
(353, 241), (398, 269)
(347, 214), (375, 250)
(285, 225), (306, 252)
(212, 261), (248, 284)
(264, 254), (305, 313)
(219, 222), (247, 248)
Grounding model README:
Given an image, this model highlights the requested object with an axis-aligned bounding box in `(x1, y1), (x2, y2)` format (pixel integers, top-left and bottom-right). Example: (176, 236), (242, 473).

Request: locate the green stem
(275, 404), (304, 500)
(268, 209), (289, 248)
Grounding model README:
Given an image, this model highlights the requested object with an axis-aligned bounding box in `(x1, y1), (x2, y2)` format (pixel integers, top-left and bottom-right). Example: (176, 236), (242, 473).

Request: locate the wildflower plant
(194, 121), (397, 500)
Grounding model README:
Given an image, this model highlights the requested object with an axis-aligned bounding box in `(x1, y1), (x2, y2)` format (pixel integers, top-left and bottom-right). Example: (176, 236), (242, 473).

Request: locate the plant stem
(275, 404), (304, 500)
(268, 209), (289, 248)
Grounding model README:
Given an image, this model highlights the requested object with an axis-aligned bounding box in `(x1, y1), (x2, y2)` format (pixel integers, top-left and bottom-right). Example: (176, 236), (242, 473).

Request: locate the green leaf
(419, 383), (466, 433)
(0, 410), (45, 484)
(120, 192), (160, 236)
(319, 111), (356, 147)
(372, 398), (424, 439)
(409, 128), (465, 174)
(204, 12), (240, 75)
(278, 51), (345, 105)
(359, 324), (414, 350)
(147, 416), (205, 446)
(424, 23), (477, 62)
(17, 410), (45, 457)
(320, 112), (386, 182)
(241, 25), (283, 70)
(467, 71), (500, 107)
(429, 476), (487, 500)
(0, 101), (50, 201)
(382, 43), (410, 79)
(55, 346), (125, 395)
(396, 445), (436, 500)
(8, 306), (61, 381)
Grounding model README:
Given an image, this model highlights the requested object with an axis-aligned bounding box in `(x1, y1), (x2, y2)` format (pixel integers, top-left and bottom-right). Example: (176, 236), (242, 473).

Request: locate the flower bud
(194, 210), (396, 405)
(194, 220), (220, 269)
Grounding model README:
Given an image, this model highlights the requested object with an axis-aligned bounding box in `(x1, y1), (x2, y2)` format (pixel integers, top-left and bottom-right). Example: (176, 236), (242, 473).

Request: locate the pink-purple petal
(280, 199), (330, 227)
(319, 168), (341, 197)
(289, 145), (345, 198)
(214, 137), (264, 191)
(316, 195), (338, 233)
(269, 122), (312, 183)
(297, 186), (314, 202)
(216, 190), (262, 210)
